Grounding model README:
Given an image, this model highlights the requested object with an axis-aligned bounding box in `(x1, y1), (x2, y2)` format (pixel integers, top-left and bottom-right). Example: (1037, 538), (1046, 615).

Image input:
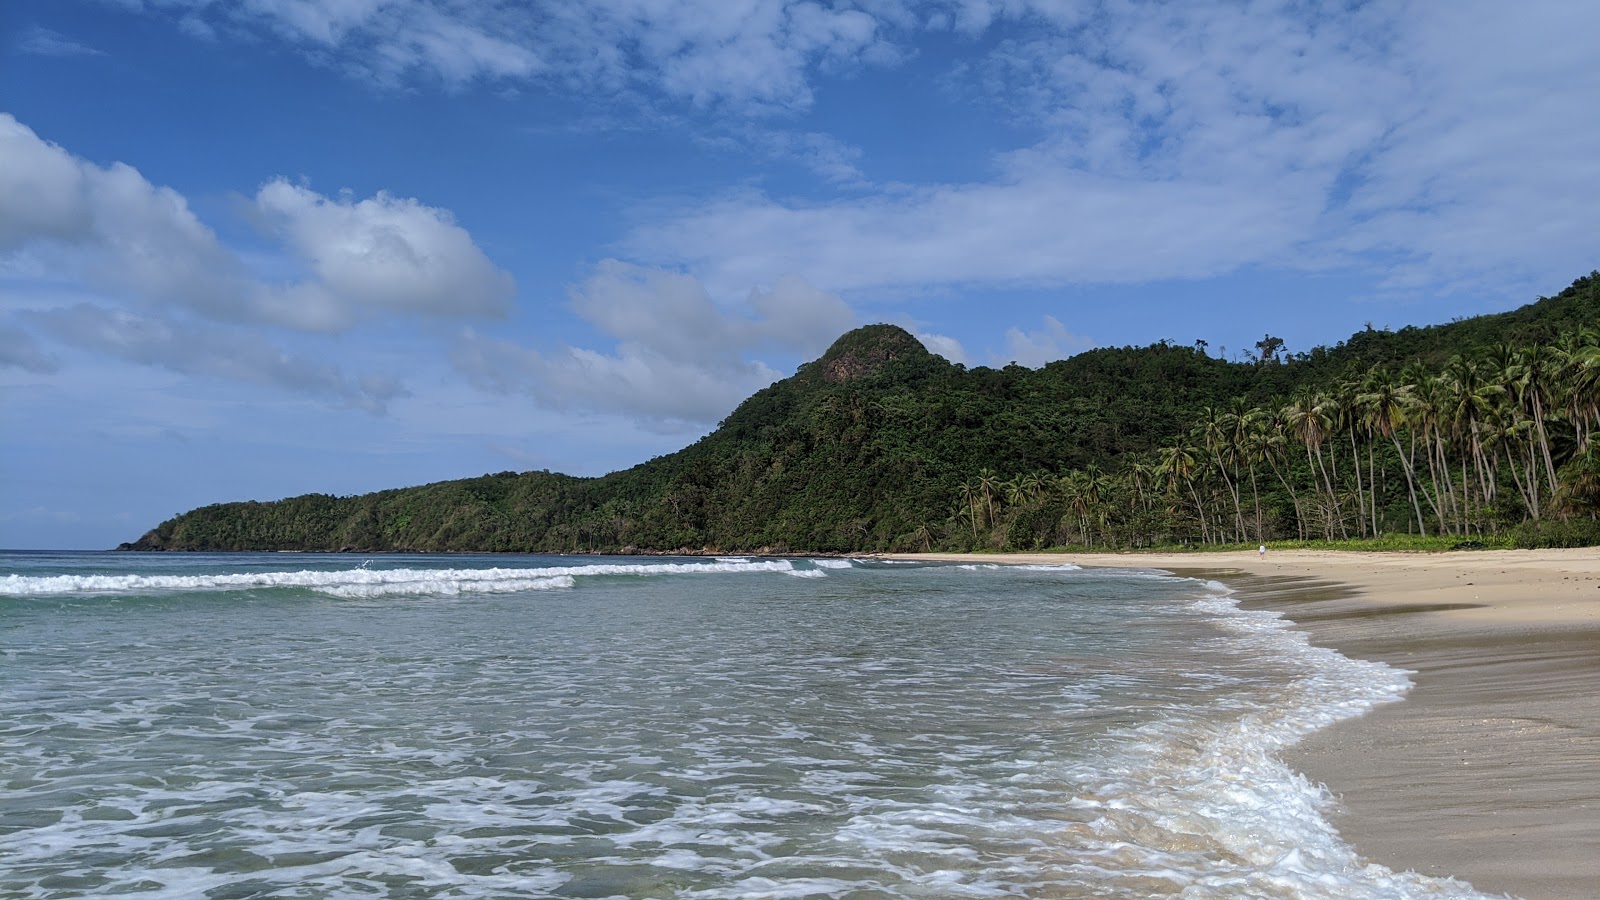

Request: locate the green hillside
(122, 272), (1600, 553)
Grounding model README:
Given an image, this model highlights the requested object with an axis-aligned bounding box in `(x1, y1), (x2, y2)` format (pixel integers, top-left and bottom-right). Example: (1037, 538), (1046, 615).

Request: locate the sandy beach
(882, 548), (1600, 900)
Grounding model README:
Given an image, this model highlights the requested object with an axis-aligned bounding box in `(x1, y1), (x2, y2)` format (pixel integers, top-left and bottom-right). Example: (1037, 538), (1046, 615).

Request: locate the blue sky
(2, 0), (1597, 550)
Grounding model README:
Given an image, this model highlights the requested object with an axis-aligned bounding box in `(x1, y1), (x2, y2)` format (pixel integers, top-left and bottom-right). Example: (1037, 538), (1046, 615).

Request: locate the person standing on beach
(1259, 544), (1267, 558)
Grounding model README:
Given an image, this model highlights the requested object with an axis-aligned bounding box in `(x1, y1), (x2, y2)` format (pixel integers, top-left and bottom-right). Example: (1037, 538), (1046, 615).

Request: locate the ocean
(0, 552), (1495, 899)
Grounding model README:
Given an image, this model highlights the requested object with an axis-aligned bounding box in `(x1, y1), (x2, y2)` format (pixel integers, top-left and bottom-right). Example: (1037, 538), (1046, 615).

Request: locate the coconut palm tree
(1059, 470), (1092, 545)
(976, 468), (1002, 528)
(1441, 357), (1504, 531)
(1360, 367), (1428, 535)
(1253, 409), (1305, 539)
(1083, 463), (1114, 545)
(1019, 471), (1046, 506)
(1511, 344), (1564, 496)
(956, 482), (980, 542)
(1558, 330), (1600, 451)
(1329, 376), (1370, 536)
(1156, 443), (1208, 543)
(1554, 443), (1600, 518)
(1283, 390), (1339, 538)
(1409, 370), (1457, 533)
(1197, 405), (1245, 541)
(1225, 398), (1267, 540)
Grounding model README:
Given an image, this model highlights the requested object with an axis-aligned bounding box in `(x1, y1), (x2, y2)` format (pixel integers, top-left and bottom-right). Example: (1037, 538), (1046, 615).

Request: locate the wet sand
(881, 549), (1600, 899)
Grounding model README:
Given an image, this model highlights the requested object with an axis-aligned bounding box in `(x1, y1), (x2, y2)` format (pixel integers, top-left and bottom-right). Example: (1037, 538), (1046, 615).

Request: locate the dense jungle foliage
(124, 273), (1600, 553)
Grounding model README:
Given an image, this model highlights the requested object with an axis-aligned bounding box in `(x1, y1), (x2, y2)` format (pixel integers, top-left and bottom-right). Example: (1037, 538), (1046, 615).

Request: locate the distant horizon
(5, 1), (1598, 549)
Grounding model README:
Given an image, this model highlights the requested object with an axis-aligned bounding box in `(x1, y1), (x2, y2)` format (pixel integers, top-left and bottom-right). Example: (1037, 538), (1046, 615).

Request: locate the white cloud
(140, 0), (541, 84)
(27, 304), (406, 413)
(565, 260), (852, 364)
(452, 331), (779, 427)
(999, 315), (1093, 368)
(131, 0), (900, 107)
(253, 178), (514, 326)
(0, 115), (247, 319)
(17, 26), (106, 58)
(452, 260), (854, 424)
(742, 128), (866, 185)
(129, 2), (1598, 306)
(0, 115), (107, 247)
(629, 173), (1308, 297)
(622, 2), (1600, 302)
(0, 114), (513, 332)
(914, 331), (969, 366)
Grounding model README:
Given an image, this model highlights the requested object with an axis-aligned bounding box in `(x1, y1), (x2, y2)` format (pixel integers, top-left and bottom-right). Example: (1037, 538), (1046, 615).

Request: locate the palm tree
(1227, 398), (1267, 540)
(1059, 470), (1092, 545)
(1360, 367), (1427, 535)
(1329, 377), (1368, 536)
(1554, 443), (1600, 518)
(1197, 405), (1245, 541)
(1003, 476), (1028, 511)
(1442, 357), (1504, 531)
(956, 482), (980, 542)
(1557, 331), (1600, 451)
(1409, 370), (1457, 533)
(1256, 410), (1306, 539)
(976, 468), (1002, 528)
(1283, 391), (1338, 538)
(1511, 344), (1563, 497)
(1156, 443), (1208, 543)
(1083, 463), (1114, 545)
(1019, 472), (1046, 506)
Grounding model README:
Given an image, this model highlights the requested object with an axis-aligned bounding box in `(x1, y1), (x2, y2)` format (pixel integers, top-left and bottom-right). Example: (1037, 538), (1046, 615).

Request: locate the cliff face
(812, 324), (934, 383)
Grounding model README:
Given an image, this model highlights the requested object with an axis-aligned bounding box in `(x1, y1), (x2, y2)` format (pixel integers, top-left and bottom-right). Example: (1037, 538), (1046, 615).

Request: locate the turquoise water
(0, 553), (1492, 898)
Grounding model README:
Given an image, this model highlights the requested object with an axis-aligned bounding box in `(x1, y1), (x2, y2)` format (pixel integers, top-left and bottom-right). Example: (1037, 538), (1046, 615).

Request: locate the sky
(2, 1), (1598, 550)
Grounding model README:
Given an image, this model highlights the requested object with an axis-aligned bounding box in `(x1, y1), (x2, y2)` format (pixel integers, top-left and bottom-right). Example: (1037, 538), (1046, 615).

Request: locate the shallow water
(0, 552), (1495, 898)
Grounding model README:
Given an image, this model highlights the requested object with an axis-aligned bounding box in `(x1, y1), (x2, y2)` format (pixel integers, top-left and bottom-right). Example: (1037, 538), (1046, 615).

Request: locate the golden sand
(882, 548), (1600, 899)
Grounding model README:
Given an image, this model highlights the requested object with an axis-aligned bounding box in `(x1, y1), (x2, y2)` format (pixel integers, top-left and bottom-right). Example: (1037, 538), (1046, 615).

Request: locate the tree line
(125, 273), (1600, 554)
(950, 334), (1600, 550)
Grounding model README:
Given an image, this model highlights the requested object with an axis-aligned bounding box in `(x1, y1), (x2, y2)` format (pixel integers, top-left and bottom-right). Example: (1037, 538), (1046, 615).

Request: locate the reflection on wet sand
(1186, 564), (1600, 900)
(888, 549), (1600, 900)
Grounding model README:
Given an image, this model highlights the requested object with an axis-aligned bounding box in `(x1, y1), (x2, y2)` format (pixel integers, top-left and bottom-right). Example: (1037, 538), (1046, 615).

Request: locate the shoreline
(882, 548), (1600, 900)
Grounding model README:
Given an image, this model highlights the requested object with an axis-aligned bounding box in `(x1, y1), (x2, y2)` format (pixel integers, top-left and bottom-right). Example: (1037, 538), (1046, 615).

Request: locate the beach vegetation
(123, 272), (1600, 554)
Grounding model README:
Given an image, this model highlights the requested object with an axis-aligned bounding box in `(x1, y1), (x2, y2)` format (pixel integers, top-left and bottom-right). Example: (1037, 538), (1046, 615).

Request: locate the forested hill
(123, 272), (1600, 553)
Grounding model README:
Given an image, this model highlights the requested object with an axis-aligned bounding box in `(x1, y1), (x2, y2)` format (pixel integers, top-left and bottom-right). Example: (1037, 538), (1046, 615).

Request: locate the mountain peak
(814, 324), (931, 383)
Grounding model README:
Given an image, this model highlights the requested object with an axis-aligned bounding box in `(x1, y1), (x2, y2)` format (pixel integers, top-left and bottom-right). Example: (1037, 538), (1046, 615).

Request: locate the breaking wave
(0, 559), (815, 599)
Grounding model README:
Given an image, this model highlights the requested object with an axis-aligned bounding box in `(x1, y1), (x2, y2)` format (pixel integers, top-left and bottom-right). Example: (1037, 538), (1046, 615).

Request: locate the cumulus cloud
(0, 115), (245, 316)
(27, 304), (406, 413)
(125, 2), (1597, 304)
(914, 331), (969, 366)
(0, 114), (513, 332)
(453, 260), (854, 425)
(1000, 315), (1094, 368)
(252, 179), (514, 326)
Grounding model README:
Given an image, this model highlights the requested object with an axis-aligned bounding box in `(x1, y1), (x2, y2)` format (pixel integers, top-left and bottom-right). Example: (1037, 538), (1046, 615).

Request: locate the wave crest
(0, 559), (803, 599)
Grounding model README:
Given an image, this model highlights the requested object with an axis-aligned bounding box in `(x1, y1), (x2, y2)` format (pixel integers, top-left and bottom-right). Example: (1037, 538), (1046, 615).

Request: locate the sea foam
(0, 554), (1504, 899)
(0, 559), (807, 599)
